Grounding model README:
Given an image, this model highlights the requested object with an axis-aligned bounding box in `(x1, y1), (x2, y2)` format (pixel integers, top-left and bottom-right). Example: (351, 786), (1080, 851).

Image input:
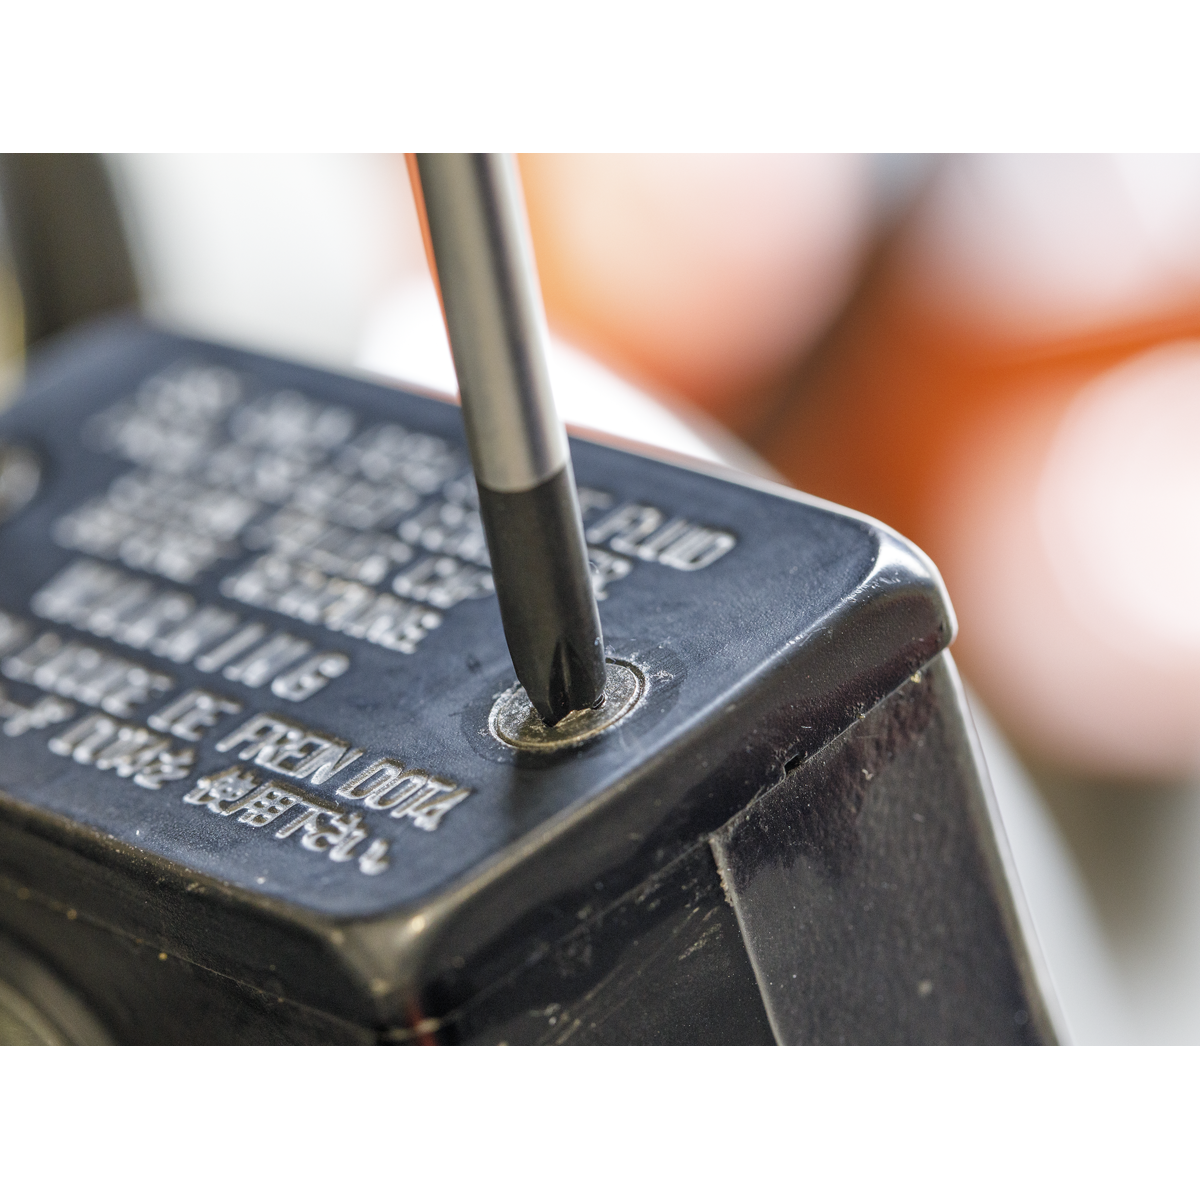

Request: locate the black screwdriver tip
(476, 468), (607, 726)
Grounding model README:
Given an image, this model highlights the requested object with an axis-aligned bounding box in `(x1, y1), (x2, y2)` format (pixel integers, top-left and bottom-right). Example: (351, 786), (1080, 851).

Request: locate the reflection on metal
(0, 443), (38, 523)
(0, 931), (111, 1045)
(414, 154), (566, 493)
(490, 659), (645, 751)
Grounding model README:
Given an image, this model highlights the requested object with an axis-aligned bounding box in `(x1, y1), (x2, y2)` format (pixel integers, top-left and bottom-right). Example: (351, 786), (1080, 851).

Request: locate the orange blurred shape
(519, 154), (871, 436)
(756, 156), (1200, 777)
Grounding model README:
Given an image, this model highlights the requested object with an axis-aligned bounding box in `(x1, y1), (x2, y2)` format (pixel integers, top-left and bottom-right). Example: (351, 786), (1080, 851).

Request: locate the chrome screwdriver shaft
(411, 153), (606, 725)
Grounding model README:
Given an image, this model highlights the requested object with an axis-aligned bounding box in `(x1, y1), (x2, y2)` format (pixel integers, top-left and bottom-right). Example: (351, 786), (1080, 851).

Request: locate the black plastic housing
(0, 319), (1054, 1043)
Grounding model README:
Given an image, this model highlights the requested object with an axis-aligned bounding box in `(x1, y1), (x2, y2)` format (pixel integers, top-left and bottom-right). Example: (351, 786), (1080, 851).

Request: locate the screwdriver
(408, 154), (607, 726)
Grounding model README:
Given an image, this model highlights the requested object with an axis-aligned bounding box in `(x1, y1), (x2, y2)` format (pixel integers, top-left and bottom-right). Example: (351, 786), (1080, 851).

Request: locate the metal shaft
(414, 154), (565, 492)
(414, 154), (607, 725)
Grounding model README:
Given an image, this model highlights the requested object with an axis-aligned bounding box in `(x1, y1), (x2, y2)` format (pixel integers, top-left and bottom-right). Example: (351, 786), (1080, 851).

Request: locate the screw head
(489, 660), (646, 751)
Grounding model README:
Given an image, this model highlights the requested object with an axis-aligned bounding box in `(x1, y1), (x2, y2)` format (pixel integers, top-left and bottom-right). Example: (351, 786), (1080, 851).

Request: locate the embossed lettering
(273, 795), (343, 839)
(391, 556), (493, 609)
(152, 606), (240, 663)
(132, 747), (196, 790)
(336, 759), (471, 831)
(258, 729), (363, 785)
(399, 781), (472, 832)
(336, 759), (407, 806)
(31, 559), (126, 625)
(149, 688), (243, 741)
(49, 712), (194, 789)
(586, 547), (633, 600)
(222, 633), (311, 687)
(215, 713), (296, 761)
(656, 526), (737, 570)
(48, 712), (120, 762)
(586, 503), (736, 571)
(357, 839), (390, 876)
(112, 590), (196, 650)
(270, 652), (349, 702)
(300, 810), (369, 860)
(225, 783), (304, 827)
(4, 634), (171, 718)
(587, 503), (664, 554)
(184, 766), (260, 812)
(0, 684), (74, 736)
(194, 623), (267, 673)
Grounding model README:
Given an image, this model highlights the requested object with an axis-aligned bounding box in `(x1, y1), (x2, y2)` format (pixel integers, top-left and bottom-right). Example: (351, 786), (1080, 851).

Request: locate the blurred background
(2, 153), (1199, 1043)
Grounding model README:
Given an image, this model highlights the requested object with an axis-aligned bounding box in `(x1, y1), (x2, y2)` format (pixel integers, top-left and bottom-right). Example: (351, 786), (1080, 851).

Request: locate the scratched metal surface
(0, 319), (946, 928)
